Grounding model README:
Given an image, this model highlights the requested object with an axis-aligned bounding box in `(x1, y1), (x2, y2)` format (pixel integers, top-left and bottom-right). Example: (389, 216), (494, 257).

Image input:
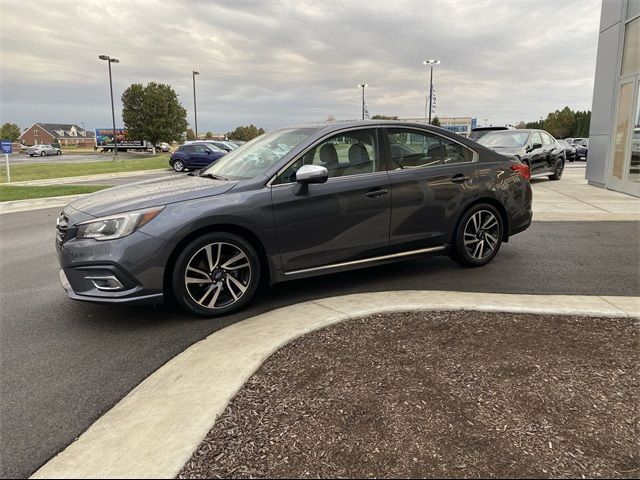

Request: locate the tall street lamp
(98, 55), (120, 160)
(193, 71), (200, 139)
(359, 83), (368, 120)
(423, 59), (440, 125)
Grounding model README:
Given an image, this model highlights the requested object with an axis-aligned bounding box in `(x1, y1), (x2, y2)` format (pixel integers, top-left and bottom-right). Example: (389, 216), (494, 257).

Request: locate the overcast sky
(0, 0), (601, 133)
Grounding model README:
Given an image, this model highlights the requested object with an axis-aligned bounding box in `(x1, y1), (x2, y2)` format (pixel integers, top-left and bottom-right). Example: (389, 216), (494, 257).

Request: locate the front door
(271, 128), (391, 272)
(383, 127), (479, 249)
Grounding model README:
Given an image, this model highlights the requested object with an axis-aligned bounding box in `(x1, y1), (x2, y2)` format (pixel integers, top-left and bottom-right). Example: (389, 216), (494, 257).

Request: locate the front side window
(531, 132), (543, 147)
(541, 132), (555, 145)
(275, 129), (380, 184)
(388, 128), (472, 169)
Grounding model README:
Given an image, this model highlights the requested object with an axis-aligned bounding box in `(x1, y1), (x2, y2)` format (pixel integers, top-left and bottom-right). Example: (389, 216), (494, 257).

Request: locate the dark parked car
(56, 121), (532, 317)
(169, 142), (226, 172)
(477, 129), (566, 180)
(468, 126), (514, 142)
(572, 138), (589, 160)
(557, 139), (577, 162)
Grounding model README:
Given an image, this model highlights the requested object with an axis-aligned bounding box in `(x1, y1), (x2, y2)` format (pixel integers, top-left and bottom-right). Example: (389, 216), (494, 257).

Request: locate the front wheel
(171, 232), (261, 317)
(40, 151), (46, 157)
(450, 204), (503, 267)
(549, 159), (564, 180)
(56, 150), (62, 155)
(172, 159), (185, 172)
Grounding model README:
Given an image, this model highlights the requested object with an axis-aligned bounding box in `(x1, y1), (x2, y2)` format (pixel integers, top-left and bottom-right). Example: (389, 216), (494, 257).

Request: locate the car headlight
(76, 206), (165, 241)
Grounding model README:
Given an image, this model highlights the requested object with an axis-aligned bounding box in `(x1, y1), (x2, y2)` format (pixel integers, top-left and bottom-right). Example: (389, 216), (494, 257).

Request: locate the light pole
(193, 71), (200, 139)
(423, 59), (440, 124)
(99, 55), (120, 160)
(358, 83), (368, 120)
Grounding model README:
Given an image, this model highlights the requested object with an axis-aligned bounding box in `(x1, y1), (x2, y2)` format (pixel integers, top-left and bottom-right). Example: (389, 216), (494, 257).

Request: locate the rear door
(383, 127), (479, 250)
(271, 128), (391, 272)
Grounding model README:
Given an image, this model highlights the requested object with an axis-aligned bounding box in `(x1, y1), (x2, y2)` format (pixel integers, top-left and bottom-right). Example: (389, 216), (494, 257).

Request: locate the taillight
(510, 163), (530, 181)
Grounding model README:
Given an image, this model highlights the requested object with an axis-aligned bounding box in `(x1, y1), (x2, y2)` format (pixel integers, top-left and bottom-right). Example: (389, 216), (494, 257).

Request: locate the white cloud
(0, 0), (601, 132)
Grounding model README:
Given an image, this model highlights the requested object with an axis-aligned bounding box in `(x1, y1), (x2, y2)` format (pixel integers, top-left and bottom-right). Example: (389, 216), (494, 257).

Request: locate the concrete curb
(0, 194), (87, 215)
(1, 168), (169, 187)
(31, 291), (640, 479)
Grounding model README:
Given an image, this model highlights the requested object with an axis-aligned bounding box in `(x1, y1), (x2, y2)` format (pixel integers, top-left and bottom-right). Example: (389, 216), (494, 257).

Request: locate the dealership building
(588, 0), (640, 196)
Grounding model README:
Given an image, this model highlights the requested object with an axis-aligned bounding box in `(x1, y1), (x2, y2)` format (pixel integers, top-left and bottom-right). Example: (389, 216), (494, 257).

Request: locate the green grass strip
(0, 155), (170, 183)
(0, 185), (111, 202)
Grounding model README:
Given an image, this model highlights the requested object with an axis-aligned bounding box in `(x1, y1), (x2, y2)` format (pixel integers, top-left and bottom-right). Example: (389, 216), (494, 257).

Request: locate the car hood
(68, 174), (237, 217)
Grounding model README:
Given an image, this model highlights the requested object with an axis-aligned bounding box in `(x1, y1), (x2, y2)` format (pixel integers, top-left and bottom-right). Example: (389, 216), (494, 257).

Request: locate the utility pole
(193, 70), (200, 139)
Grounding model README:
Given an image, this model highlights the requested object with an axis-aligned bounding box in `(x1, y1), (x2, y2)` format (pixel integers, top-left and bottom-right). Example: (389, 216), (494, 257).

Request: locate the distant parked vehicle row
(556, 139), (576, 162)
(26, 144), (62, 157)
(476, 129), (566, 180)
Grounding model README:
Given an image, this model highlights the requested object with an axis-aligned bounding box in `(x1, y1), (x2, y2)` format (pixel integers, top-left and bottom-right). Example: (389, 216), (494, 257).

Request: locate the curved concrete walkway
(31, 291), (640, 479)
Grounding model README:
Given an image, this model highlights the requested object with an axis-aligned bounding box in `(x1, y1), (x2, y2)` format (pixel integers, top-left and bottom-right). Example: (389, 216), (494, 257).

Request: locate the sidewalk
(2, 168), (168, 186)
(531, 166), (640, 221)
(30, 291), (640, 479)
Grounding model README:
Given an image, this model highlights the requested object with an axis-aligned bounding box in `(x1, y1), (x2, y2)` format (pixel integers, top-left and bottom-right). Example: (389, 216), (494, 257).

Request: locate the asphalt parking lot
(0, 199), (639, 478)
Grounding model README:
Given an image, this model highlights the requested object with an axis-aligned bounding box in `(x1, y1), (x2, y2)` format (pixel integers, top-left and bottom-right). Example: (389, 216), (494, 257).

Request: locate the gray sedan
(56, 121), (533, 317)
(26, 144), (62, 157)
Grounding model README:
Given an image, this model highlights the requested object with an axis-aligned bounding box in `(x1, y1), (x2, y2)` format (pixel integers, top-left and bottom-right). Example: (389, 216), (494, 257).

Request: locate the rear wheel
(40, 151), (46, 157)
(450, 203), (503, 267)
(56, 150), (62, 155)
(171, 232), (261, 317)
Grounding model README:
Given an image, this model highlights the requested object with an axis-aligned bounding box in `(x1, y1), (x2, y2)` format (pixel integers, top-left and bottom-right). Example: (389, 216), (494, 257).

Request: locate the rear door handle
(451, 174), (469, 183)
(366, 188), (389, 198)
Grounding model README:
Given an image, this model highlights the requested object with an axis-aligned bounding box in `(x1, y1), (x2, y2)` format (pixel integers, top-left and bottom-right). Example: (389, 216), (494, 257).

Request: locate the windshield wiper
(200, 172), (228, 181)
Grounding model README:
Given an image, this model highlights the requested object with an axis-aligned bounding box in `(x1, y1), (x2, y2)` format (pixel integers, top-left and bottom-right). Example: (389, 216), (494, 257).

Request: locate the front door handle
(366, 188), (389, 198)
(451, 174), (469, 183)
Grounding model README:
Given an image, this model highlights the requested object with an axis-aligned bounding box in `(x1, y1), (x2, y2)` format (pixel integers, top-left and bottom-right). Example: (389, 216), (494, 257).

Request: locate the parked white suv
(26, 144), (62, 157)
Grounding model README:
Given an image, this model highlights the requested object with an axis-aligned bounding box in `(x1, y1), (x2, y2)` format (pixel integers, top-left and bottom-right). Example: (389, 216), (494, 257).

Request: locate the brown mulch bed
(179, 311), (640, 479)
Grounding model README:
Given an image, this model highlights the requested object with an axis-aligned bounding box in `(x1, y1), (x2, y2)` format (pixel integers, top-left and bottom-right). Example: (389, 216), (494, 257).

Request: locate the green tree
(431, 116), (442, 127)
(543, 106), (575, 138)
(204, 131), (214, 140)
(573, 110), (591, 137)
(226, 124), (265, 142)
(0, 123), (21, 142)
(186, 128), (196, 141)
(122, 82), (188, 154)
(515, 121), (527, 129)
(371, 115), (399, 120)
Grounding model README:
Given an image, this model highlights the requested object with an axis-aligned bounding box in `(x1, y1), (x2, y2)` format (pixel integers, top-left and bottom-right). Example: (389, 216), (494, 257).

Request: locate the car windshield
(202, 128), (319, 180)
(477, 131), (530, 148)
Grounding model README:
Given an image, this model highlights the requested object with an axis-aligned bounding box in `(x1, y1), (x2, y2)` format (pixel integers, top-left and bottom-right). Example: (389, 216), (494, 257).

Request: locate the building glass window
(612, 82), (634, 180)
(628, 0), (640, 20)
(621, 17), (640, 76)
(628, 89), (640, 183)
(34, 130), (39, 136)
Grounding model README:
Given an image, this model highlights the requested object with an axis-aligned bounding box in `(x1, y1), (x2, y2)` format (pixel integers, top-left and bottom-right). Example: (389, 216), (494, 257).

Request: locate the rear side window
(387, 128), (473, 169)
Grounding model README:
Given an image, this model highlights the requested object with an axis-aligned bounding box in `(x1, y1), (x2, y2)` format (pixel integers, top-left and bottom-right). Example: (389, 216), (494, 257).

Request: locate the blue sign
(1, 140), (12, 154)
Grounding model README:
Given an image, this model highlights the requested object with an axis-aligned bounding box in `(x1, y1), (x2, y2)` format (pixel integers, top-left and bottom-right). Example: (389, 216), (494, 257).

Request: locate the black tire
(450, 203), (504, 267)
(40, 151), (46, 157)
(171, 232), (261, 317)
(56, 150), (62, 155)
(548, 158), (564, 180)
(172, 159), (185, 172)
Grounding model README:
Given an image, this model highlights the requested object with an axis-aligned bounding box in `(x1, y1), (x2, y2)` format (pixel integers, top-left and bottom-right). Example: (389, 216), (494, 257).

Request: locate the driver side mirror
(531, 142), (543, 150)
(293, 164), (328, 195)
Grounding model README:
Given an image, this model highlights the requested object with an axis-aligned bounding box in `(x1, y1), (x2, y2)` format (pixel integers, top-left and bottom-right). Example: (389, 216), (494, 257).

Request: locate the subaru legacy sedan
(56, 121), (532, 317)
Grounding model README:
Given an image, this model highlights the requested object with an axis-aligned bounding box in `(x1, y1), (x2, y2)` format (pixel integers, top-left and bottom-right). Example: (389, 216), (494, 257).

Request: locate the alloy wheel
(463, 210), (500, 261)
(173, 160), (185, 172)
(184, 242), (251, 309)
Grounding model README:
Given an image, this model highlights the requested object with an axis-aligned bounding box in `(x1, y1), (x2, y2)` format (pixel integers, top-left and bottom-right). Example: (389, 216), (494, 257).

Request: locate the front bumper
(57, 212), (172, 306)
(58, 269), (164, 305)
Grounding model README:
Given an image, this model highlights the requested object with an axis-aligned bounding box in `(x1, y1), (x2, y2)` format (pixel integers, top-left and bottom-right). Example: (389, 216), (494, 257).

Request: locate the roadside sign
(1, 140), (11, 183)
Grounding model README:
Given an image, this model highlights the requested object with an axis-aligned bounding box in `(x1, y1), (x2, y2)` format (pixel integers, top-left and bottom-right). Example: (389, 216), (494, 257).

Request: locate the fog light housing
(85, 275), (124, 291)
